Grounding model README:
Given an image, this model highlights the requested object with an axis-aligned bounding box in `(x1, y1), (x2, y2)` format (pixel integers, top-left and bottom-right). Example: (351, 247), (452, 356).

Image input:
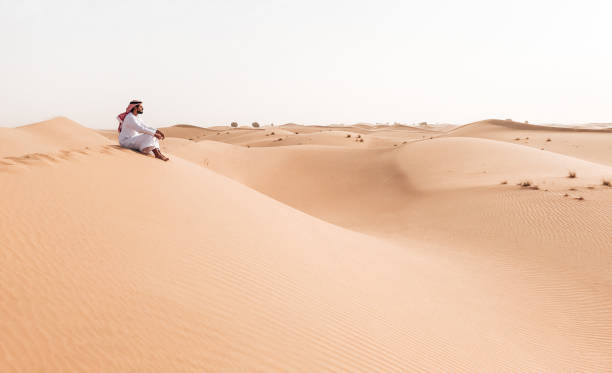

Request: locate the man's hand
(155, 130), (165, 140)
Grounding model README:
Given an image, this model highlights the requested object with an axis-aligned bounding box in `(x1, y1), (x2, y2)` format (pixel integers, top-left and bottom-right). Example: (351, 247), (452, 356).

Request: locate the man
(117, 100), (169, 161)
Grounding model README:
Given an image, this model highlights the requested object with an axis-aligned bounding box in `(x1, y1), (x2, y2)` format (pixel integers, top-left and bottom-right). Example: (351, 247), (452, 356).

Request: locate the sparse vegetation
(518, 180), (538, 189)
(603, 179), (611, 187)
(271, 131), (275, 135)
(230, 122), (238, 128)
(500, 180), (508, 185)
(514, 137), (521, 141)
(346, 134), (351, 138)
(563, 193), (569, 197)
(568, 170), (577, 178)
(546, 138), (551, 142)
(252, 122), (260, 128)
(575, 196), (585, 201)
(569, 188), (577, 191)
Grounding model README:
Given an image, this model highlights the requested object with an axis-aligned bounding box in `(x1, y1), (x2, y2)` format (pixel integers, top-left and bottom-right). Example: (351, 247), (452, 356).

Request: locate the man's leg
(141, 146), (155, 154)
(152, 148), (169, 161)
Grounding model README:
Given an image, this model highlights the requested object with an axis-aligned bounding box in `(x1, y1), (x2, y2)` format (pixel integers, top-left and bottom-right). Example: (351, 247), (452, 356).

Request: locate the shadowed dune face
(2, 117), (612, 372)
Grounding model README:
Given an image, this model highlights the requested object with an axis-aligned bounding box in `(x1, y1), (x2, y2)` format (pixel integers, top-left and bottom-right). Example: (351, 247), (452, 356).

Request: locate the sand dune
(2, 117), (612, 372)
(446, 119), (612, 166)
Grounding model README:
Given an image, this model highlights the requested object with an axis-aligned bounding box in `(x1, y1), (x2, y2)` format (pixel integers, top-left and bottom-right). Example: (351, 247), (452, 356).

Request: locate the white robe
(118, 113), (159, 153)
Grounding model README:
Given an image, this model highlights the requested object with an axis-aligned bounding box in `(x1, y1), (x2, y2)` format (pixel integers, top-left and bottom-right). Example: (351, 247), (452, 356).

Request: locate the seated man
(117, 100), (169, 161)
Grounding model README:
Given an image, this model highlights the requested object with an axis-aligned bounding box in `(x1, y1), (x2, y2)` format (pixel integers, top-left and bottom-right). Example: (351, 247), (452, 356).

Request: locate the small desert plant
(359, 138), (364, 142)
(525, 137), (529, 140)
(514, 137), (521, 141)
(500, 180), (508, 185)
(563, 193), (569, 197)
(271, 131), (275, 135)
(575, 196), (584, 201)
(546, 138), (551, 142)
(602, 179), (611, 187)
(357, 134), (361, 138)
(519, 180), (532, 187)
(346, 134), (351, 138)
(569, 187), (577, 191)
(252, 122), (260, 128)
(568, 170), (577, 178)
(230, 122), (238, 128)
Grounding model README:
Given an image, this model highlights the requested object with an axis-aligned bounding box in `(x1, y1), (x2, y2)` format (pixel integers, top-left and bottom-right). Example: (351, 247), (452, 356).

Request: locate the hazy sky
(2, 0), (611, 128)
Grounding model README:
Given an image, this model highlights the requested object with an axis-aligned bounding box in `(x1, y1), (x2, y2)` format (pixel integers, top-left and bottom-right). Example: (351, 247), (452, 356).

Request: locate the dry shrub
(230, 122), (238, 127)
(519, 180), (531, 187)
(346, 134), (351, 138)
(252, 122), (260, 128)
(575, 196), (585, 201)
(500, 180), (508, 185)
(568, 170), (577, 178)
(546, 138), (551, 142)
(603, 179), (611, 187)
(514, 137), (521, 141)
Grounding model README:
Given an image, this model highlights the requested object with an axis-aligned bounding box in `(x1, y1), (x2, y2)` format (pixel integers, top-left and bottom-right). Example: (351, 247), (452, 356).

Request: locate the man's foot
(152, 148), (169, 161)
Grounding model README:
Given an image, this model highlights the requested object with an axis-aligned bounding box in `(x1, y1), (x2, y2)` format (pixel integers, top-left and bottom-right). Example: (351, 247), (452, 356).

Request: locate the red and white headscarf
(117, 100), (142, 133)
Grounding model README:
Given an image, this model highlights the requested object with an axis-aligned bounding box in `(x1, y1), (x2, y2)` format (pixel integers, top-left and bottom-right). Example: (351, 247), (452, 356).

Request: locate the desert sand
(2, 117), (612, 371)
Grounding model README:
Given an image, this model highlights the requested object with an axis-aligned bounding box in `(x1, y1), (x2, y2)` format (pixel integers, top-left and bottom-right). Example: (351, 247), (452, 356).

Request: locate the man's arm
(124, 115), (156, 136)
(139, 118), (165, 139)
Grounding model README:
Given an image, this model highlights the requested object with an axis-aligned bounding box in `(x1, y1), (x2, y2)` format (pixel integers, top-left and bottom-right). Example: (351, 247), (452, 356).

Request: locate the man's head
(130, 100), (143, 115)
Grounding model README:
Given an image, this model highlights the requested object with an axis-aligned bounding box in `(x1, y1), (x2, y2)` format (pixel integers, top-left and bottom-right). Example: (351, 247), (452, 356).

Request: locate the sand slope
(2, 118), (612, 372)
(445, 119), (612, 166)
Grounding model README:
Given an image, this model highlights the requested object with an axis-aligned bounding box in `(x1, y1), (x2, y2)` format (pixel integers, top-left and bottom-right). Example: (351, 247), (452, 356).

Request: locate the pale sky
(1, 0), (611, 129)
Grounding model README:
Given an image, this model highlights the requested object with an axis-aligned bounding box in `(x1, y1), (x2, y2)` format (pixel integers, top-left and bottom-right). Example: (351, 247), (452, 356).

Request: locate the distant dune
(2, 117), (612, 372)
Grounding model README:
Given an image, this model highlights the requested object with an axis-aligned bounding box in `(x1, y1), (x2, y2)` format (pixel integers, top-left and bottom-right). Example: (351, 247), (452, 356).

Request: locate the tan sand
(2, 117), (612, 372)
